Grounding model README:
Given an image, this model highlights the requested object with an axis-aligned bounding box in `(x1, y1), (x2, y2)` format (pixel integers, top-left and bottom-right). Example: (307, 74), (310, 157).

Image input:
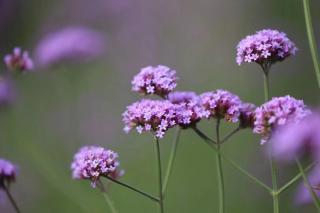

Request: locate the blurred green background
(0, 0), (320, 212)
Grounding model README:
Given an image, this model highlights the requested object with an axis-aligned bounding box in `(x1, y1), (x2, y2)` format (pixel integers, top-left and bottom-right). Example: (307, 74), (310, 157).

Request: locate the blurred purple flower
(236, 29), (297, 66)
(271, 112), (320, 162)
(131, 65), (177, 98)
(0, 158), (17, 187)
(35, 27), (106, 67)
(71, 146), (123, 187)
(122, 99), (177, 138)
(253, 96), (311, 144)
(0, 77), (14, 106)
(4, 47), (34, 72)
(295, 166), (320, 205)
(200, 90), (242, 123)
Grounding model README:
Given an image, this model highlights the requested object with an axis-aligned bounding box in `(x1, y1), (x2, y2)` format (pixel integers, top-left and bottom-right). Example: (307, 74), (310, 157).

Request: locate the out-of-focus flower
(0, 77), (14, 106)
(35, 27), (106, 67)
(122, 99), (177, 138)
(200, 90), (242, 123)
(168, 91), (206, 128)
(271, 112), (320, 162)
(295, 166), (320, 205)
(0, 159), (17, 187)
(131, 65), (177, 98)
(71, 146), (123, 187)
(253, 96), (311, 144)
(236, 29), (297, 66)
(239, 103), (256, 128)
(4, 47), (34, 72)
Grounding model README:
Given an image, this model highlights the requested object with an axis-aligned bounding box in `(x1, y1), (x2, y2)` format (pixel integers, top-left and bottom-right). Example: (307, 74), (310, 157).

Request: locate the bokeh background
(0, 0), (320, 212)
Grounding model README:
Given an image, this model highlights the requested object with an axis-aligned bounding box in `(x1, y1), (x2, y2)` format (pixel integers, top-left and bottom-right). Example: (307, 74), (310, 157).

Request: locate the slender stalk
(221, 127), (241, 144)
(262, 67), (279, 213)
(105, 176), (159, 202)
(162, 127), (181, 196)
(155, 138), (164, 213)
(192, 128), (272, 192)
(215, 119), (225, 213)
(277, 162), (315, 195)
(303, 0), (320, 88)
(296, 158), (320, 211)
(102, 193), (118, 213)
(2, 185), (21, 213)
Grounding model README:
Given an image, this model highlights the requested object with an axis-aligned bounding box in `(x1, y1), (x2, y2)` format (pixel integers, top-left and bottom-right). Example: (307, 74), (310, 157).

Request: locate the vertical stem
(216, 119), (225, 213)
(295, 158), (320, 211)
(155, 138), (164, 213)
(302, 0), (320, 88)
(102, 192), (118, 213)
(262, 68), (279, 213)
(162, 127), (181, 196)
(2, 185), (21, 213)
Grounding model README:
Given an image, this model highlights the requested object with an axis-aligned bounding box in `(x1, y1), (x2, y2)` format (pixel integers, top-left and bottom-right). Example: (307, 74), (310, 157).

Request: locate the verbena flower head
(239, 103), (256, 128)
(236, 29), (297, 66)
(271, 112), (320, 162)
(122, 99), (177, 138)
(295, 166), (320, 205)
(35, 27), (105, 67)
(253, 96), (311, 144)
(168, 91), (206, 128)
(4, 47), (34, 72)
(0, 159), (17, 187)
(71, 146), (122, 187)
(200, 89), (242, 123)
(131, 65), (177, 98)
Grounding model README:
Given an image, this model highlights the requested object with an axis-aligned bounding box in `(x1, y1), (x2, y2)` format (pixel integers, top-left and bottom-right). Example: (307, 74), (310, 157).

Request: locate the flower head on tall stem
(71, 146), (123, 187)
(131, 65), (177, 98)
(199, 89), (242, 123)
(271, 112), (320, 162)
(253, 95), (311, 144)
(4, 47), (34, 72)
(122, 99), (177, 138)
(168, 91), (206, 128)
(236, 29), (298, 69)
(0, 159), (17, 188)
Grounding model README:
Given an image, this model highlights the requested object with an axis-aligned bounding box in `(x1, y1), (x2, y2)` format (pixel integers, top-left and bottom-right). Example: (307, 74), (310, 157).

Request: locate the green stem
(105, 176), (159, 202)
(192, 128), (272, 192)
(295, 158), (320, 211)
(102, 193), (118, 213)
(216, 119), (225, 213)
(221, 127), (241, 144)
(2, 185), (21, 213)
(162, 127), (181, 196)
(155, 138), (164, 213)
(277, 162), (315, 195)
(263, 69), (270, 101)
(303, 0), (320, 88)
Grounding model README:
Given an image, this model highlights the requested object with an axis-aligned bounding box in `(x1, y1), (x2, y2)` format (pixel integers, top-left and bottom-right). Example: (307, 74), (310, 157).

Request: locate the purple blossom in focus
(35, 27), (106, 67)
(236, 29), (297, 66)
(239, 103), (256, 128)
(0, 159), (17, 187)
(131, 65), (177, 98)
(295, 166), (320, 205)
(253, 96), (311, 144)
(271, 112), (320, 162)
(168, 91), (207, 128)
(71, 146), (123, 187)
(122, 99), (177, 138)
(4, 47), (34, 72)
(200, 89), (242, 123)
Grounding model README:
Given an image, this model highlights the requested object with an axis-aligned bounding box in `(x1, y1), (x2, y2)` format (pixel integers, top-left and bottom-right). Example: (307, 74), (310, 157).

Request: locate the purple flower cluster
(131, 65), (177, 98)
(4, 47), (34, 72)
(168, 91), (207, 128)
(0, 159), (17, 187)
(71, 146), (122, 187)
(35, 27), (106, 67)
(122, 99), (177, 138)
(253, 96), (311, 144)
(236, 29), (297, 65)
(199, 90), (242, 123)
